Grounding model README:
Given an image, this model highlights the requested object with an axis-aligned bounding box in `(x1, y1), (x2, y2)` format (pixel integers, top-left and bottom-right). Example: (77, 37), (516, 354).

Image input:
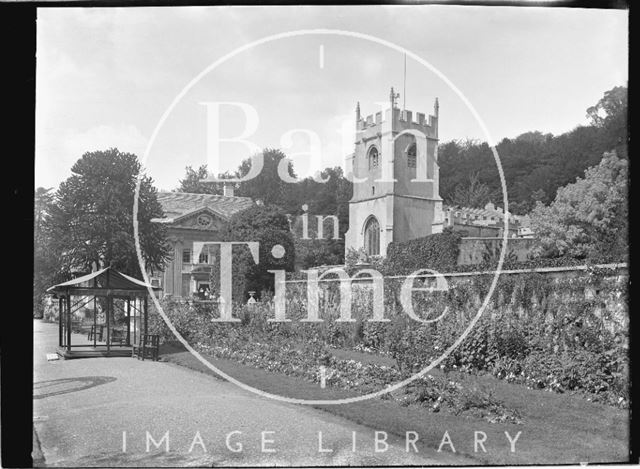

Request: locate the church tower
(344, 89), (444, 257)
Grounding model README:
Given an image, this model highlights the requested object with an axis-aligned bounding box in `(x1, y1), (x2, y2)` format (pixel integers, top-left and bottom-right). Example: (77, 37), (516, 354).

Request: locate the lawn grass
(159, 342), (630, 465)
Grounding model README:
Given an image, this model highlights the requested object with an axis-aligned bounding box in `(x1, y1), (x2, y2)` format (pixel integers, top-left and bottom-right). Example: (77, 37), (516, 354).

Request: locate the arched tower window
(407, 142), (417, 168)
(368, 146), (379, 169)
(364, 216), (380, 256)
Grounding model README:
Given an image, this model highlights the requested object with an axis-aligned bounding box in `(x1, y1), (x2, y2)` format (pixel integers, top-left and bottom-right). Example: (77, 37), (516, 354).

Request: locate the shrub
(211, 205), (296, 302)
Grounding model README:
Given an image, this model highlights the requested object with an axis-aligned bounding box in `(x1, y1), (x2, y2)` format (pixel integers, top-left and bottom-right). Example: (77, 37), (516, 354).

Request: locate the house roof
(47, 266), (161, 296)
(153, 191), (254, 223)
(443, 203), (521, 223)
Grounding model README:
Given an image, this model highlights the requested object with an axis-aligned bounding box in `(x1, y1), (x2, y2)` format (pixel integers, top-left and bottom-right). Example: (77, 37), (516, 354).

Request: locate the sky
(35, 5), (628, 191)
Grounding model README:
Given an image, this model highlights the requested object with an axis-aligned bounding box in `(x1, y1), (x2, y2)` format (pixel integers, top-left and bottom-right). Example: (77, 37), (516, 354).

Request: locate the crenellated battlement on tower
(345, 89), (443, 258)
(356, 95), (439, 138)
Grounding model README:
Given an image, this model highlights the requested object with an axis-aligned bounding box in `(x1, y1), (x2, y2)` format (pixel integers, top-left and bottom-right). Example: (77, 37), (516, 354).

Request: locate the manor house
(149, 186), (254, 298)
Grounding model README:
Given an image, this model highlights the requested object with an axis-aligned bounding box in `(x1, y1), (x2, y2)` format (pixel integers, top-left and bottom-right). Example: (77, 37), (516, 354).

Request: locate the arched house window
(363, 216), (380, 256)
(368, 146), (379, 169)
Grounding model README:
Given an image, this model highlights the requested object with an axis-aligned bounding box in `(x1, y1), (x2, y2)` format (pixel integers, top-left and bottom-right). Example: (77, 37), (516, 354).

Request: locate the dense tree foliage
(285, 167), (352, 268)
(450, 172), (494, 208)
(34, 187), (58, 316)
(177, 165), (224, 194)
(214, 205), (295, 299)
(530, 150), (628, 261)
(587, 85), (627, 143)
(439, 86), (627, 214)
(46, 149), (170, 278)
(234, 148), (297, 206)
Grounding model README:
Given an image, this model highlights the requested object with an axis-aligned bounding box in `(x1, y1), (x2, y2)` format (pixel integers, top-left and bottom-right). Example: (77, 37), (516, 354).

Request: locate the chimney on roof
(223, 182), (235, 197)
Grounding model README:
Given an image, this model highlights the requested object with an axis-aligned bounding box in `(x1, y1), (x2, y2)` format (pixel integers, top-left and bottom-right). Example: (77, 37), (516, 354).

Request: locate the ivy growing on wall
(385, 229), (463, 275)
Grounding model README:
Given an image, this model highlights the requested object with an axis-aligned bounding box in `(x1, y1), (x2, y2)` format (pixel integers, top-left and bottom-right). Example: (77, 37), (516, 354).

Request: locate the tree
(514, 131), (552, 145)
(586, 85), (628, 151)
(287, 166), (352, 267)
(214, 205), (295, 301)
(35, 187), (54, 234)
(587, 86), (627, 128)
(177, 165), (223, 194)
(46, 148), (170, 278)
(34, 187), (58, 316)
(291, 215), (345, 269)
(235, 148), (296, 207)
(438, 86), (627, 215)
(450, 172), (494, 208)
(530, 151), (628, 260)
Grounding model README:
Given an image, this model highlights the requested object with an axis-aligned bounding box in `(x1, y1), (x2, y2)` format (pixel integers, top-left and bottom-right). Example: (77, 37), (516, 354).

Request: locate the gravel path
(33, 320), (464, 466)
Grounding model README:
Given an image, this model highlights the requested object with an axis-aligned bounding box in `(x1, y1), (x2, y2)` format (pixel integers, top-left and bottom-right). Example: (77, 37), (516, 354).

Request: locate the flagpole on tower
(403, 53), (407, 111)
